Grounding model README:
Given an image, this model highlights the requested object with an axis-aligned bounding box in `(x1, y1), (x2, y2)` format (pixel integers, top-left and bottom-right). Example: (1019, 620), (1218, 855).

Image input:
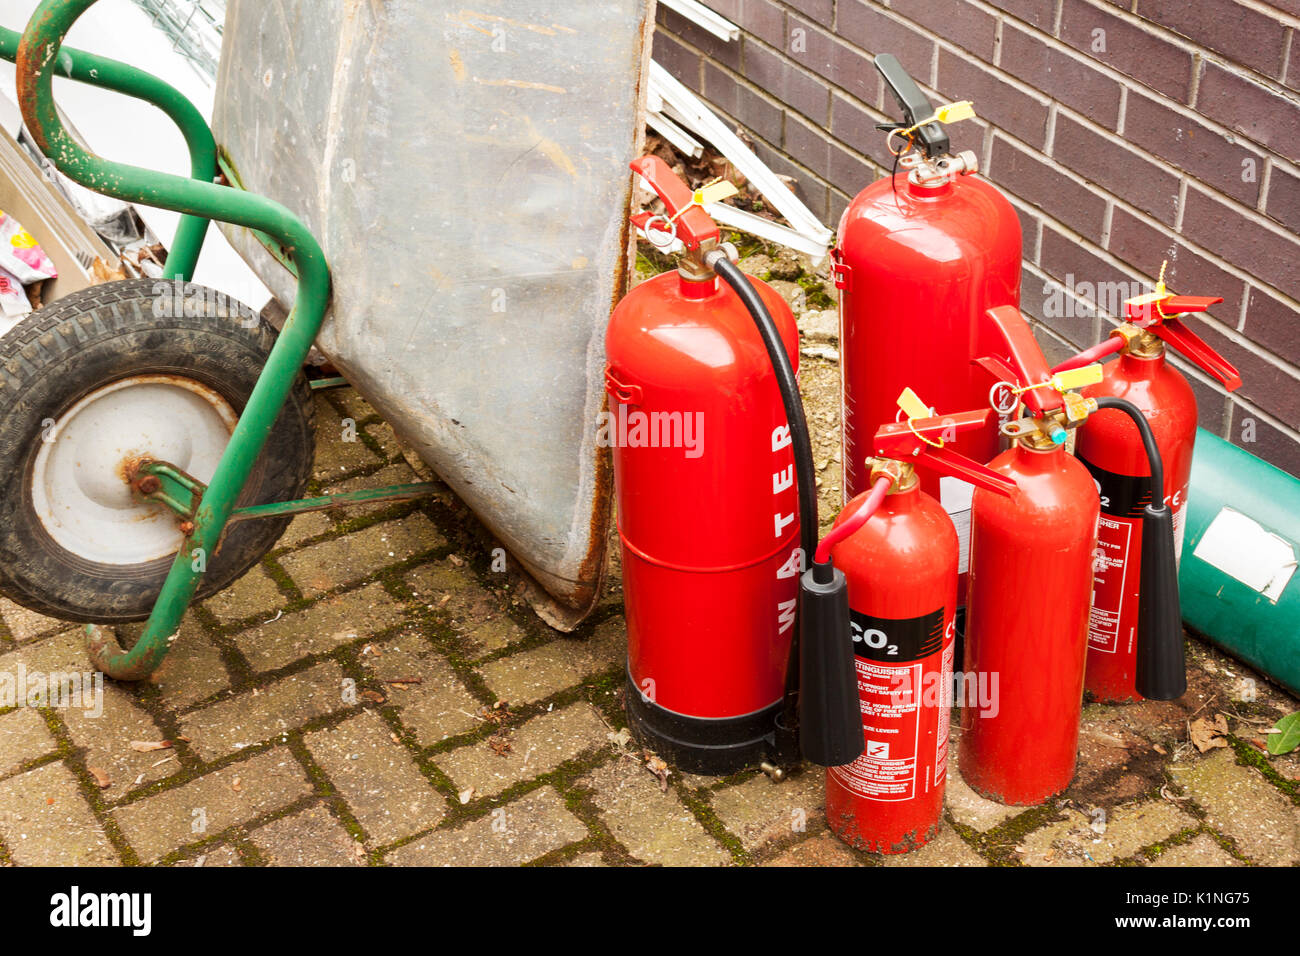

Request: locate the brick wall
(654, 0), (1300, 476)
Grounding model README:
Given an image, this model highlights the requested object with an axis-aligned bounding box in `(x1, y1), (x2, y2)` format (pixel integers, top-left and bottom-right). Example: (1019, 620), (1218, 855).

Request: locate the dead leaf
(458, 787), (476, 805)
(488, 729), (513, 757)
(644, 754), (671, 792)
(1189, 714), (1230, 753)
(359, 690), (386, 705)
(129, 740), (173, 753)
(607, 728), (633, 749)
(88, 767), (111, 789)
(1153, 743), (1167, 755)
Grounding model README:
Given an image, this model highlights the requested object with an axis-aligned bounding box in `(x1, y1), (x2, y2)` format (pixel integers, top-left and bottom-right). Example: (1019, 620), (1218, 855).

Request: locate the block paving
(1, 380), (1297, 868)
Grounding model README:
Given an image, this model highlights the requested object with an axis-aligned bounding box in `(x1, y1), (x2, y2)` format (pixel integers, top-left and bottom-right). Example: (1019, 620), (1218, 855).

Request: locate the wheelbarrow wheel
(0, 278), (316, 623)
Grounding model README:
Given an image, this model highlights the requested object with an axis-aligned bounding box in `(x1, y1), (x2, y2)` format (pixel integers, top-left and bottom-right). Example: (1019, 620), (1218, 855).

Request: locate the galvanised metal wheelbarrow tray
(0, 0), (652, 678)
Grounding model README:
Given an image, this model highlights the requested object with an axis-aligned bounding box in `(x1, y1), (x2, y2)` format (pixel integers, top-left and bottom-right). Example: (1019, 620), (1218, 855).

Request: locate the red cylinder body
(1075, 349), (1198, 703)
(836, 172), (1021, 554)
(826, 479), (957, 853)
(605, 269), (801, 774)
(960, 441), (1100, 805)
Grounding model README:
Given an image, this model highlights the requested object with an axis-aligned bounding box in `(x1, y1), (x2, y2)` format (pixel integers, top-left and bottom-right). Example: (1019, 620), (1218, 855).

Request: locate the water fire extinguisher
(1056, 273), (1242, 703)
(819, 398), (1017, 852)
(961, 306), (1186, 805)
(834, 54), (1021, 565)
(607, 156), (860, 775)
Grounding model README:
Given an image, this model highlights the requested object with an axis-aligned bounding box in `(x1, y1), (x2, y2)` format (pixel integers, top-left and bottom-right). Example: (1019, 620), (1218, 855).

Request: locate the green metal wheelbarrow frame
(5, 0), (442, 679)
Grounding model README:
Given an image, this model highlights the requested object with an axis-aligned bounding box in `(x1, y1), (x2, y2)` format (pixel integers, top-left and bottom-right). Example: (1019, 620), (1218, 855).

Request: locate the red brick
(701, 0), (740, 19)
(1265, 162), (1300, 233)
(754, 138), (831, 221)
(784, 16), (876, 106)
(784, 0), (833, 28)
(1060, 1), (1196, 101)
(737, 0), (784, 47)
(829, 92), (896, 170)
(1053, 115), (1180, 224)
(837, 1), (935, 106)
(1133, 0), (1289, 80)
(784, 111), (832, 180)
(1182, 186), (1300, 295)
(935, 49), (1051, 149)
(1039, 226), (1136, 330)
(1107, 207), (1249, 321)
(1124, 90), (1265, 207)
(988, 134), (1109, 236)
(828, 138), (875, 196)
(702, 64), (784, 147)
(653, 31), (701, 91)
(1182, 317), (1300, 424)
(1243, 285), (1300, 368)
(1196, 61), (1300, 159)
(1232, 411), (1300, 478)
(984, 0), (1058, 32)
(1000, 21), (1124, 129)
(1173, 363), (1230, 436)
(889, 0), (998, 59)
(744, 40), (830, 122)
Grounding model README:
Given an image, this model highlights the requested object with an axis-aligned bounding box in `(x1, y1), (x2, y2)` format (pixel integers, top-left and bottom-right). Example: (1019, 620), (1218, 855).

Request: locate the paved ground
(0, 252), (1297, 866)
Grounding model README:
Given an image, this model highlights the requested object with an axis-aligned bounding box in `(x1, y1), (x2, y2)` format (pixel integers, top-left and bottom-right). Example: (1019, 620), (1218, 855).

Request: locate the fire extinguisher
(607, 156), (860, 775)
(834, 53), (1021, 577)
(960, 306), (1186, 805)
(1056, 274), (1242, 703)
(820, 398), (1016, 852)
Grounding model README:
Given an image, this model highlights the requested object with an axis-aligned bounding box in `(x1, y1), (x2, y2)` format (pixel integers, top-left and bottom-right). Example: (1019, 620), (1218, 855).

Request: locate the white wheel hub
(30, 375), (238, 565)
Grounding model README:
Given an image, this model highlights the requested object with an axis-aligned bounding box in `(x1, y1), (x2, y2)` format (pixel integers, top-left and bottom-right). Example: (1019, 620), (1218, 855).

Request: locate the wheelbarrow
(0, 0), (651, 678)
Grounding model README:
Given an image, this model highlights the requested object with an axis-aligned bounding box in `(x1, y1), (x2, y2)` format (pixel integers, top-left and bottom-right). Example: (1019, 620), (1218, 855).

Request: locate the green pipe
(18, 0), (331, 679)
(229, 483), (442, 522)
(0, 22), (214, 279)
(1180, 428), (1300, 697)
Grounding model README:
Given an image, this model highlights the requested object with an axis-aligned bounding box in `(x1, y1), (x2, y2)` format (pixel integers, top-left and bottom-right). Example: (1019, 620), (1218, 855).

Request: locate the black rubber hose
(710, 253), (819, 757)
(1093, 397), (1164, 495)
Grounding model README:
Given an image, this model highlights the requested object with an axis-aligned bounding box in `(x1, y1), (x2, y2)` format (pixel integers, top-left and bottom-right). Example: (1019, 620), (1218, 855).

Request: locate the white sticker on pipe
(1192, 507), (1297, 603)
(940, 477), (975, 576)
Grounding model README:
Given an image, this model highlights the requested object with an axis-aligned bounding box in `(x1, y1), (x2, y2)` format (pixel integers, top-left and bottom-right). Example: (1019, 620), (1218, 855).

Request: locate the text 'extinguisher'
(818, 400), (1016, 853)
(961, 306), (1186, 806)
(1058, 274), (1242, 703)
(608, 156), (856, 775)
(833, 54), (1021, 590)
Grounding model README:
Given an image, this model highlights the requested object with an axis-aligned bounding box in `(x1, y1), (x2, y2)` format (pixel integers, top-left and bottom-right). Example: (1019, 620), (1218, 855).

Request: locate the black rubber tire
(0, 278), (316, 623)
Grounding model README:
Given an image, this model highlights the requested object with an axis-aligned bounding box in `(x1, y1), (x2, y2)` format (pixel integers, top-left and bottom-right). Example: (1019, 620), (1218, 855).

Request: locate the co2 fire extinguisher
(1057, 274), (1242, 703)
(607, 156), (860, 774)
(834, 54), (1020, 569)
(820, 398), (1016, 852)
(961, 306), (1186, 805)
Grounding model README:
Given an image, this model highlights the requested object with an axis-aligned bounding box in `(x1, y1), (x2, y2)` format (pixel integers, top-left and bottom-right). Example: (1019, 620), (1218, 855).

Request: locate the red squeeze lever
(628, 155), (719, 251)
(1126, 293), (1243, 391)
(974, 305), (1063, 416)
(874, 409), (1018, 497)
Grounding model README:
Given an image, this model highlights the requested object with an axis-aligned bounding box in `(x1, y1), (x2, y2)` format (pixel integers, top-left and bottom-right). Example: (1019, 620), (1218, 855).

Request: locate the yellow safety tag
(693, 180), (739, 206)
(933, 100), (976, 124)
(1052, 364), (1104, 392)
(1124, 291), (1167, 309)
(896, 387), (933, 421)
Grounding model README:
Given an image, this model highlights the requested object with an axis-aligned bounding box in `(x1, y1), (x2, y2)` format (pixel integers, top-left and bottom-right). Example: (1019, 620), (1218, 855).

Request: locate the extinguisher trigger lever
(629, 155), (721, 252)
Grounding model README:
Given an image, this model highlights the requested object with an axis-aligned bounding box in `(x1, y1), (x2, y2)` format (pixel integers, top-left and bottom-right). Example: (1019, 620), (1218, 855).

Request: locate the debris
(232, 776), (242, 793)
(128, 740), (173, 753)
(488, 729), (513, 757)
(88, 767), (111, 789)
(359, 690), (386, 704)
(384, 676), (423, 687)
(458, 787), (476, 805)
(1189, 714), (1230, 753)
(607, 727), (633, 750)
(644, 753), (671, 792)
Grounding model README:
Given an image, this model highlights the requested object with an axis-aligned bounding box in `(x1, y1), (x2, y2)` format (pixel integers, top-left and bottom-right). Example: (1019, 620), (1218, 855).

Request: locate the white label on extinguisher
(935, 640), (953, 785)
(842, 659), (923, 801)
(940, 477), (975, 575)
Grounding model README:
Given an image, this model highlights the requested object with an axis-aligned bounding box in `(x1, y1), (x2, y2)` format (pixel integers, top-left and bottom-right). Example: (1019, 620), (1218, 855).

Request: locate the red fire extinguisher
(821, 400), (1016, 852)
(607, 156), (860, 774)
(834, 54), (1021, 567)
(961, 306), (1186, 805)
(1057, 275), (1242, 703)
